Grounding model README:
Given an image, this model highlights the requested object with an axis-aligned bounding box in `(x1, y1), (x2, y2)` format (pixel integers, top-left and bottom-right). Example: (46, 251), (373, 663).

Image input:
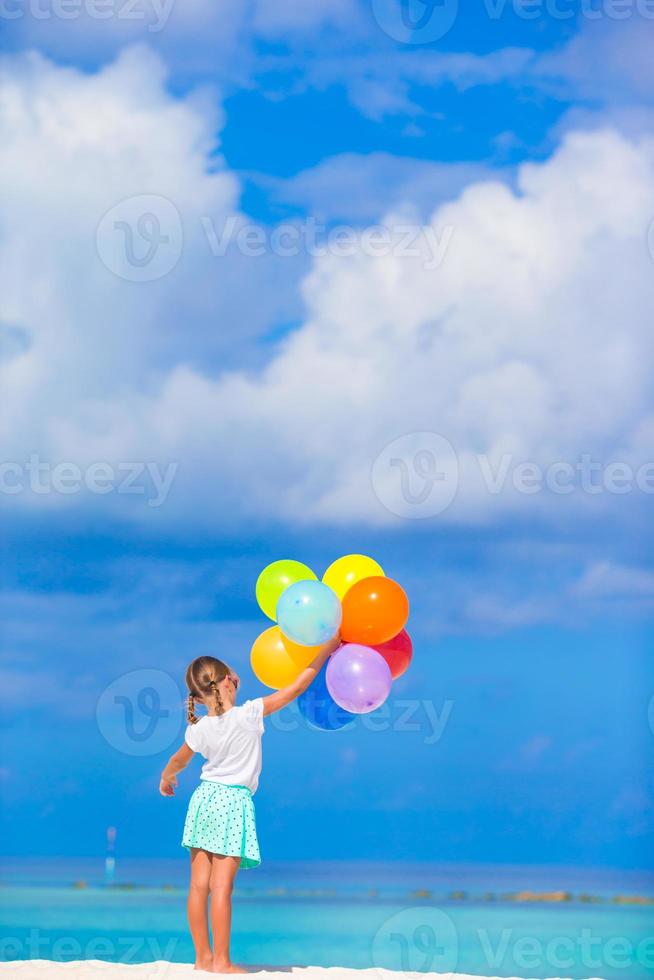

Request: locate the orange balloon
(250, 626), (320, 689)
(341, 576), (409, 645)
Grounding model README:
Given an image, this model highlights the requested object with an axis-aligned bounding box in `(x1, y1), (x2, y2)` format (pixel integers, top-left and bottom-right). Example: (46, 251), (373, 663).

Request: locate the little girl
(159, 639), (338, 973)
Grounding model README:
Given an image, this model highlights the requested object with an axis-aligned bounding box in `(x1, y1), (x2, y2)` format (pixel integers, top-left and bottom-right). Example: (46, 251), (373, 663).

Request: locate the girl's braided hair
(185, 656), (230, 724)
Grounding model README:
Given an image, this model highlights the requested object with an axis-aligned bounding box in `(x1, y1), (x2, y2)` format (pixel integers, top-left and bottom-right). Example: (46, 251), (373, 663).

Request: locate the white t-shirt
(185, 698), (265, 794)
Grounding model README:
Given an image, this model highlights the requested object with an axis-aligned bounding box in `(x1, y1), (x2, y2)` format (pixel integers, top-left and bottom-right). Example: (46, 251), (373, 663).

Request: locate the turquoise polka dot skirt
(182, 781), (261, 869)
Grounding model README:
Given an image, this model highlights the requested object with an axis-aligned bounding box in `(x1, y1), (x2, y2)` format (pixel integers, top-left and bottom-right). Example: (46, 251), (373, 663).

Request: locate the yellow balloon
(250, 626), (320, 689)
(256, 559), (317, 621)
(322, 554), (385, 600)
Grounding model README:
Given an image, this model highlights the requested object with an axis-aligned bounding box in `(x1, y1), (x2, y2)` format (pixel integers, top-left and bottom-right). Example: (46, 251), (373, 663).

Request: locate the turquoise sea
(1, 860), (653, 980)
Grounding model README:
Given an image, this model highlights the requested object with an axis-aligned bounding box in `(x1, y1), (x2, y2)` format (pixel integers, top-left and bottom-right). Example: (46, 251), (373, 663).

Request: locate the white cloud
(532, 19), (654, 144)
(2, 49), (654, 537)
(330, 18), (654, 125)
(0, 45), (299, 474)
(535, 18), (654, 105)
(572, 561), (654, 599)
(10, 3), (654, 138)
(300, 47), (535, 121)
(253, 0), (362, 37)
(497, 735), (553, 774)
(461, 594), (555, 630)
(7, 0), (367, 82)
(272, 17), (654, 129)
(126, 127), (654, 530)
(8, 0), (251, 78)
(257, 152), (505, 224)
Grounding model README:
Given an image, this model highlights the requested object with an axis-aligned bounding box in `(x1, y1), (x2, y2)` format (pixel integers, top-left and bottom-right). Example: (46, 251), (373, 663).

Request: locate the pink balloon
(326, 643), (392, 714)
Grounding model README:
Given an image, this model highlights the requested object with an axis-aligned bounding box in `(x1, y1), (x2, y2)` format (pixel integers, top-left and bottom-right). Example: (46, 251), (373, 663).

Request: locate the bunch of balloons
(251, 554), (412, 731)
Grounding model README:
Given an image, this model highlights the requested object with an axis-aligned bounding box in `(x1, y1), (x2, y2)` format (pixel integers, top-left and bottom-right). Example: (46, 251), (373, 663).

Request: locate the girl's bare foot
(212, 963), (249, 974)
(194, 955), (214, 972)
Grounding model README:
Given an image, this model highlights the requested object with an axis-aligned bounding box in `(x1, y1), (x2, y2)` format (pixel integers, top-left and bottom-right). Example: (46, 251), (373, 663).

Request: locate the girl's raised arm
(262, 635), (340, 717)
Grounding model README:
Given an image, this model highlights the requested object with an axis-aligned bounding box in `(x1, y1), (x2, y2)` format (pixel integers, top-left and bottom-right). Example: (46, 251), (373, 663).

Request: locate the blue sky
(1, 1), (654, 870)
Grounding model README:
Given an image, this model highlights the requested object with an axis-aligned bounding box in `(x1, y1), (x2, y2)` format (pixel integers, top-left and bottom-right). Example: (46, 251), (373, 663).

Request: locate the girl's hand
(262, 632), (342, 717)
(158, 743), (194, 798)
(159, 774), (177, 797)
(326, 632), (341, 655)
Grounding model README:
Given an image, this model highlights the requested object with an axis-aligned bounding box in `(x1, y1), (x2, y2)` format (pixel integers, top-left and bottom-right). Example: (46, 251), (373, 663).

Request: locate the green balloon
(256, 559), (318, 621)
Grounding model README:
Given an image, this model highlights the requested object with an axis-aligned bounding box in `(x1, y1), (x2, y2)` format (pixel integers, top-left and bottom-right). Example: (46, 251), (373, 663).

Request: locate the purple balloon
(326, 643), (392, 714)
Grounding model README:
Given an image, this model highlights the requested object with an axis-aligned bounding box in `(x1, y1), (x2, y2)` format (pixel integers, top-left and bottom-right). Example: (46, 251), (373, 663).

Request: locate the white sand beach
(0, 963), (605, 980)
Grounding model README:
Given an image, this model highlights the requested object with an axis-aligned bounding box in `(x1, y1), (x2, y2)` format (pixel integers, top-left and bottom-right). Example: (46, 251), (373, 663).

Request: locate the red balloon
(341, 576), (409, 645)
(374, 629), (413, 679)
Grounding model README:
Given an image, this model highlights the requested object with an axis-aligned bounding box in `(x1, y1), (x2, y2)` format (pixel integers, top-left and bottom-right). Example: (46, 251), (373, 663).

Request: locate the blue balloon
(276, 580), (342, 646)
(298, 663), (356, 731)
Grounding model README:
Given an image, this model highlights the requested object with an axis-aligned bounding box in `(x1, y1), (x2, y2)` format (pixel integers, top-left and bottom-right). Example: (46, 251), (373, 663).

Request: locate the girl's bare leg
(187, 849), (214, 971)
(209, 854), (246, 973)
